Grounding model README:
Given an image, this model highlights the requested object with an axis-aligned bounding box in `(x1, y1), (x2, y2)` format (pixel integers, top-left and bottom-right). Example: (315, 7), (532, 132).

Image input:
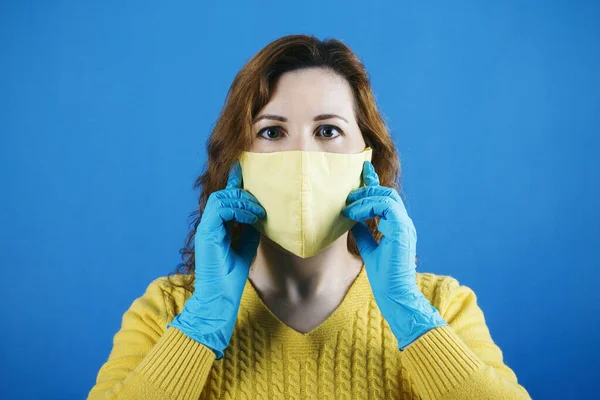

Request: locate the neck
(249, 232), (363, 301)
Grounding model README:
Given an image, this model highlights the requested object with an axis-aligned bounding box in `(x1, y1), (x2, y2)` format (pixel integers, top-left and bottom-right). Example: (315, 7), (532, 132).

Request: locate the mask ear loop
(363, 135), (373, 150)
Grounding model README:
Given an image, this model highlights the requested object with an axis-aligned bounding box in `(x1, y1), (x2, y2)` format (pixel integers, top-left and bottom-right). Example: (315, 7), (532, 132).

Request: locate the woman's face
(249, 67), (366, 153)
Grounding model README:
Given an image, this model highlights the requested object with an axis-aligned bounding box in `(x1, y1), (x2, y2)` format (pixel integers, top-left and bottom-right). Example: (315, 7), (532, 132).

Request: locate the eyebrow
(252, 113), (349, 124)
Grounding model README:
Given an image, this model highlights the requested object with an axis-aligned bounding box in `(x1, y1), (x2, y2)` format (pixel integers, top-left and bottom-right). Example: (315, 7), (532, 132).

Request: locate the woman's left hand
(341, 161), (449, 350)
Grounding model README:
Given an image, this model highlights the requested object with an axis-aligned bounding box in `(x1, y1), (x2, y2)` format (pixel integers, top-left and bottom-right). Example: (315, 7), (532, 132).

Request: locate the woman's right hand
(166, 160), (266, 359)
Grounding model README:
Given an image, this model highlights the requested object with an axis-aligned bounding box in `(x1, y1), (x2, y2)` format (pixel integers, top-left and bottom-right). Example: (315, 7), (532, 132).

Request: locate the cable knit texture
(87, 267), (531, 399)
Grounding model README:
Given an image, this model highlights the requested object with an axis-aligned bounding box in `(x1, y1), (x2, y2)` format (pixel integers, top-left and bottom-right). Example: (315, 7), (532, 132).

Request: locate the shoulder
(152, 273), (195, 291)
(416, 271), (477, 315)
(147, 273), (195, 321)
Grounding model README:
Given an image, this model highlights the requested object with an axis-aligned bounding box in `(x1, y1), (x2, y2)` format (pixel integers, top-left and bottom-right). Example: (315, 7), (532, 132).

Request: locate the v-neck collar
(240, 264), (371, 343)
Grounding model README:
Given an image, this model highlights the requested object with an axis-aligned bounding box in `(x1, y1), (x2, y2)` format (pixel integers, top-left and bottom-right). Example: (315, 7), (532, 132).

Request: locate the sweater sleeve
(86, 277), (216, 400)
(401, 276), (532, 400)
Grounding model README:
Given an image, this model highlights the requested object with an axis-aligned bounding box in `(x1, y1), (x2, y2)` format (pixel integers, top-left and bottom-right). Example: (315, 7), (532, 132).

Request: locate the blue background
(2, 1), (598, 399)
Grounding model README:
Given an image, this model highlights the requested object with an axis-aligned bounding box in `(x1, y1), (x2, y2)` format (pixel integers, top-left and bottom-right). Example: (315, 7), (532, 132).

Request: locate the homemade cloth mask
(238, 147), (373, 258)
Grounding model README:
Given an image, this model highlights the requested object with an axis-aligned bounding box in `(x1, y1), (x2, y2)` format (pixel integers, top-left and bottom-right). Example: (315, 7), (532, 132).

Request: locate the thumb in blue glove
(341, 160), (448, 351)
(166, 160), (266, 359)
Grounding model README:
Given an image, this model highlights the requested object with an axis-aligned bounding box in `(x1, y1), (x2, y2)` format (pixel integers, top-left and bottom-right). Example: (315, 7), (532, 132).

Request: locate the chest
(197, 302), (415, 400)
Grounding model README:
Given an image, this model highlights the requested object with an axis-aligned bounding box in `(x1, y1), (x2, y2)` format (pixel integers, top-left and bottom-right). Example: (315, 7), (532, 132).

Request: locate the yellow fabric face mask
(238, 147), (373, 258)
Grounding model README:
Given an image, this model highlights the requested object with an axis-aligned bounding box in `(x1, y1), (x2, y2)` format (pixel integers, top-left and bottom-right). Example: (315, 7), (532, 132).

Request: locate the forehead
(263, 67), (355, 114)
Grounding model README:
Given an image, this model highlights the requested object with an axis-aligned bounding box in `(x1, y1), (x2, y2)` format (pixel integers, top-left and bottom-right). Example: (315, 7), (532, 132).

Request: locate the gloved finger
(225, 161), (243, 190)
(343, 196), (416, 239)
(214, 198), (266, 219)
(238, 224), (261, 265)
(350, 221), (378, 257)
(209, 189), (265, 216)
(198, 207), (260, 236)
(361, 161), (380, 187)
(218, 207), (261, 225)
(377, 216), (417, 248)
(346, 186), (409, 219)
(215, 187), (263, 207)
(342, 196), (404, 221)
(346, 185), (402, 205)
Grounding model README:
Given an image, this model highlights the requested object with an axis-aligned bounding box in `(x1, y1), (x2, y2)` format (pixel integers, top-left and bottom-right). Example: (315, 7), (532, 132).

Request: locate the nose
(283, 129), (322, 152)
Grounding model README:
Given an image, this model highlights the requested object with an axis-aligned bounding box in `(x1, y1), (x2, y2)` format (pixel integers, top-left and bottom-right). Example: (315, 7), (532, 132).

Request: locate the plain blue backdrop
(2, 1), (599, 399)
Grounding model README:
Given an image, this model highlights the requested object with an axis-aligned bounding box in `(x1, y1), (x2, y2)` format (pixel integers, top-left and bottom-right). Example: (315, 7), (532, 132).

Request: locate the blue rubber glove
(166, 161), (266, 359)
(341, 161), (449, 351)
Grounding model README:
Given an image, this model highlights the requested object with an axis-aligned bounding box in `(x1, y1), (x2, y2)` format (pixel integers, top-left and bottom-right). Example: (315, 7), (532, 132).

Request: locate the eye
(317, 124), (343, 139)
(257, 124), (344, 141)
(257, 126), (284, 141)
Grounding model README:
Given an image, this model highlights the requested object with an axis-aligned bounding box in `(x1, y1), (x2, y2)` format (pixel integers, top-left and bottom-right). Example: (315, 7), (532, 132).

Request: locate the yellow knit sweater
(87, 267), (531, 399)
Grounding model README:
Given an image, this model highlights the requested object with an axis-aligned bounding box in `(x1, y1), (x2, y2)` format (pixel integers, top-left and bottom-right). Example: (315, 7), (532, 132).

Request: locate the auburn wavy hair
(166, 34), (410, 295)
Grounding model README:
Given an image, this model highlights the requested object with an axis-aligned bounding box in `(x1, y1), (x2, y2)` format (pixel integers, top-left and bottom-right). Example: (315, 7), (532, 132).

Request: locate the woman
(87, 35), (531, 399)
